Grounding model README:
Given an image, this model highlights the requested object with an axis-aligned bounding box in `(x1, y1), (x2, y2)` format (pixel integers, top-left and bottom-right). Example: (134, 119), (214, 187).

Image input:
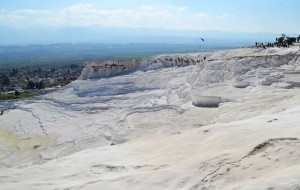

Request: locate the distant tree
(40, 81), (45, 89)
(286, 37), (296, 45)
(14, 90), (20, 96)
(36, 80), (45, 89)
(35, 82), (39, 89)
(277, 37), (285, 43)
(27, 81), (35, 89)
(70, 64), (79, 69)
(1, 75), (10, 86)
(9, 68), (18, 77)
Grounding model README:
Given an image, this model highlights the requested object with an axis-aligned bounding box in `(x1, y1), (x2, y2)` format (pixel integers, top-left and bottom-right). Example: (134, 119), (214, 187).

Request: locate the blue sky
(0, 0), (299, 33)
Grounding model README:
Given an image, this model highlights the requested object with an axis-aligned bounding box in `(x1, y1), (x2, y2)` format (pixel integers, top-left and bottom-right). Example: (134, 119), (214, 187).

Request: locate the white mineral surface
(1, 47), (300, 189)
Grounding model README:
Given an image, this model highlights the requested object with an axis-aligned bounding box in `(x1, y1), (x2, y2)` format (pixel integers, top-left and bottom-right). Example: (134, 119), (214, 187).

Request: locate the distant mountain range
(0, 26), (290, 46)
(0, 43), (239, 68)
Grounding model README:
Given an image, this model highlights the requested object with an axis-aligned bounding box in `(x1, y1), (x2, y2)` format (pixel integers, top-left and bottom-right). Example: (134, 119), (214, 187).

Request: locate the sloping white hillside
(1, 46), (300, 189)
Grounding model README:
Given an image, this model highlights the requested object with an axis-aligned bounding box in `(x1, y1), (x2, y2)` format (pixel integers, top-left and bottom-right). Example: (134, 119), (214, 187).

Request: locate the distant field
(0, 43), (234, 68)
(0, 92), (30, 100)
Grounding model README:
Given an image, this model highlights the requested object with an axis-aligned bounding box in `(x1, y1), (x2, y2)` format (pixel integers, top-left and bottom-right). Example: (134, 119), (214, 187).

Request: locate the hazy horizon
(1, 0), (299, 45)
(0, 25), (291, 46)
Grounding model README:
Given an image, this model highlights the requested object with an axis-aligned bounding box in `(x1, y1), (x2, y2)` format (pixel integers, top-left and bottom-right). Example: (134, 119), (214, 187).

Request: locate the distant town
(0, 64), (83, 100)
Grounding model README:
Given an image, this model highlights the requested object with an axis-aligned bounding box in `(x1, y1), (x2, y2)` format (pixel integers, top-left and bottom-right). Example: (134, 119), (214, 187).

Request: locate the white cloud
(45, 4), (174, 27)
(60, 4), (131, 16)
(140, 6), (155, 11)
(14, 9), (51, 15)
(215, 14), (234, 18)
(194, 13), (210, 21)
(5, 3), (234, 31)
(135, 11), (173, 19)
(93, 9), (132, 16)
(60, 4), (93, 15)
(0, 14), (23, 20)
(178, 7), (187, 13)
(166, 5), (174, 9)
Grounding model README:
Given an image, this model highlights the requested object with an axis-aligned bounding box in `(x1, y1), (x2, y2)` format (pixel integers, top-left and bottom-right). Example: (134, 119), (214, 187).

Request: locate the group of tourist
(255, 41), (289, 49)
(255, 42), (275, 48)
(276, 42), (289, 48)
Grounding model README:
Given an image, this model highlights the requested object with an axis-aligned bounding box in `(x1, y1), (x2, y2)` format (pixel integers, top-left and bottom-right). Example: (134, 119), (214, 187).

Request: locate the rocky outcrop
(79, 60), (142, 80)
(188, 47), (300, 106)
(78, 54), (208, 80)
(192, 95), (222, 107)
(232, 77), (250, 88)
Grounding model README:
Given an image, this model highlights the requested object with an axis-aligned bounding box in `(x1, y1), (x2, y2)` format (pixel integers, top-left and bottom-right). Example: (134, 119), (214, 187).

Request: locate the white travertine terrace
(1, 47), (300, 189)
